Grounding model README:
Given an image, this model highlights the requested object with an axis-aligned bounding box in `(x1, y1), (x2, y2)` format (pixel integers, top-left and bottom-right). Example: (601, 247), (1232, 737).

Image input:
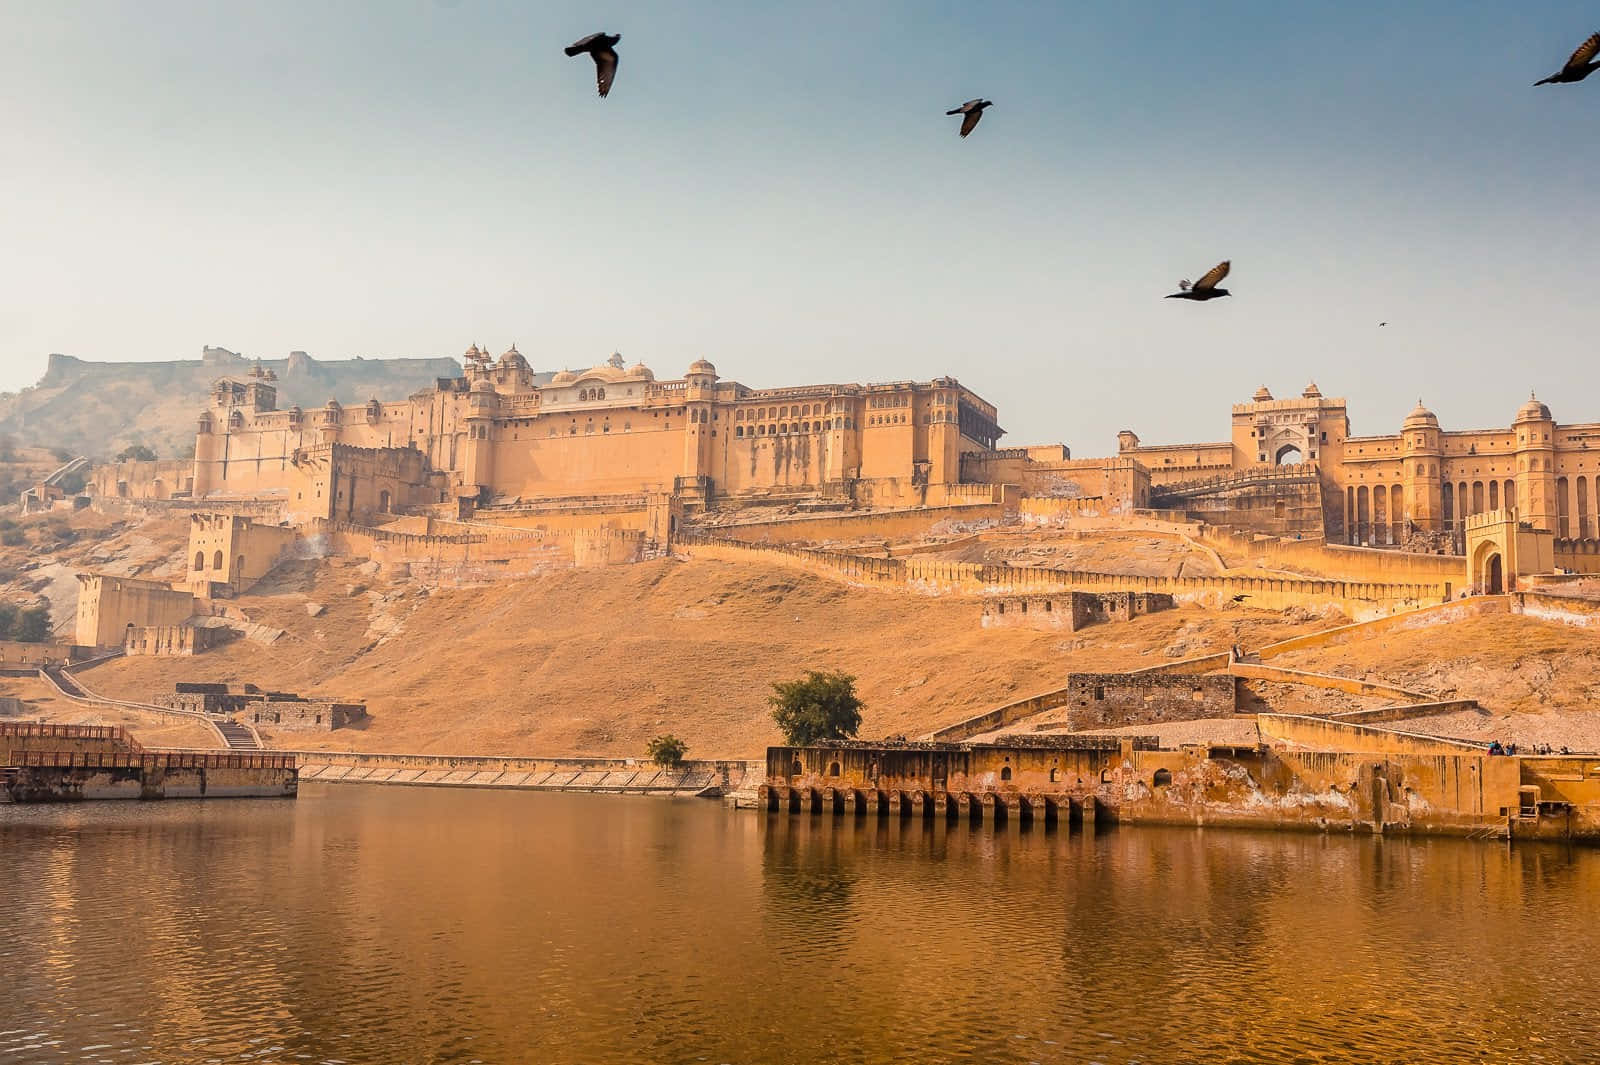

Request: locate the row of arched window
(735, 420), (848, 438)
(579, 387), (606, 401)
(737, 403), (827, 421)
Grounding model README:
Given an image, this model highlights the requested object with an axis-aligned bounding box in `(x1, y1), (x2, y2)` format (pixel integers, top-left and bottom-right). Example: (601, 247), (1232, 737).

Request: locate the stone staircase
(213, 719), (260, 750)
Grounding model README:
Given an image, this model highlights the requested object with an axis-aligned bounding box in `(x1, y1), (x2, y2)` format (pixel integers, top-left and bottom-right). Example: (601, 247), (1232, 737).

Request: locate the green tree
(115, 444), (157, 462)
(0, 529), (23, 547)
(769, 670), (863, 746)
(56, 471), (87, 495)
(49, 447), (71, 463)
(0, 602), (17, 640)
(15, 604), (50, 643)
(646, 734), (689, 768)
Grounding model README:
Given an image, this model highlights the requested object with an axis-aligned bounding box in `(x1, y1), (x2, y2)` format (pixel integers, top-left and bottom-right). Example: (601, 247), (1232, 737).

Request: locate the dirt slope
(87, 555), (1326, 759)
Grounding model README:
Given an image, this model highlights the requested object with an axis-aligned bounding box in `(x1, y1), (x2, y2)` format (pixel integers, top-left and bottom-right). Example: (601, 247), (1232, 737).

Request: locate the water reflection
(2, 786), (1596, 1064)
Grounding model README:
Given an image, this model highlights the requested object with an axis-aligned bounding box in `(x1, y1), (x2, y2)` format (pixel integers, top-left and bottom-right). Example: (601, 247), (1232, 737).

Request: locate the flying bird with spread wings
(1165, 261), (1232, 301)
(1536, 32), (1600, 85)
(945, 99), (993, 138)
(566, 32), (621, 97)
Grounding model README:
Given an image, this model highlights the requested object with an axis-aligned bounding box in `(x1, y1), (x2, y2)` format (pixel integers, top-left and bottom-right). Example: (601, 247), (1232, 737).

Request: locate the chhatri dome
(688, 358), (717, 377)
(1301, 381), (1322, 399)
(1515, 392), (1552, 422)
(550, 368), (579, 384)
(1252, 385), (1273, 402)
(1403, 399), (1438, 429)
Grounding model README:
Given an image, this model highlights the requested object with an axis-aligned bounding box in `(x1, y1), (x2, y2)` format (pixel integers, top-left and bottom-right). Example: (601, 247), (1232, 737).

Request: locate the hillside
(84, 554), (1329, 758)
(0, 347), (460, 458)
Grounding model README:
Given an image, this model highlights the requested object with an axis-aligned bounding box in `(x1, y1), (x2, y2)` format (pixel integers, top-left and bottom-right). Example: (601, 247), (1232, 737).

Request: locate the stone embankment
(293, 750), (763, 798)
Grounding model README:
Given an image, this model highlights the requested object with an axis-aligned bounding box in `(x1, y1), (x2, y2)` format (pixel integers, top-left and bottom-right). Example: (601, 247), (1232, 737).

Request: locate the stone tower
(682, 358), (718, 491)
(462, 376), (499, 500)
(1513, 393), (1556, 533)
(1400, 400), (1442, 534)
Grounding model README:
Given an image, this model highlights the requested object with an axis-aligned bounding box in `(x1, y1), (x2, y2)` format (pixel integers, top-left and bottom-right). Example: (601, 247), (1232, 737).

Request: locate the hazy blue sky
(3, 1), (1597, 451)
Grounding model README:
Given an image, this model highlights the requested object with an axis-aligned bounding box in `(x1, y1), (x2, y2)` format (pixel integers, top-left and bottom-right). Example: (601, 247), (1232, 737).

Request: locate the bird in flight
(1535, 32), (1600, 85)
(946, 99), (993, 138)
(566, 32), (621, 97)
(1379, 322), (1388, 327)
(1231, 594), (1251, 603)
(1166, 261), (1232, 301)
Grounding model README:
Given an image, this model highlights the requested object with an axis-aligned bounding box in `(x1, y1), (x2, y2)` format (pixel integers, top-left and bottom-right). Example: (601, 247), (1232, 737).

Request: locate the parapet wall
(1513, 590), (1600, 629)
(705, 501), (1006, 545)
(1200, 526), (1466, 585)
(123, 624), (227, 657)
(679, 534), (1448, 618)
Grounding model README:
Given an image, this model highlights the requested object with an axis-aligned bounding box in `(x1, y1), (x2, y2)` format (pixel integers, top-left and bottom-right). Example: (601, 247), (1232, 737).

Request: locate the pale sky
(2, 1), (1597, 451)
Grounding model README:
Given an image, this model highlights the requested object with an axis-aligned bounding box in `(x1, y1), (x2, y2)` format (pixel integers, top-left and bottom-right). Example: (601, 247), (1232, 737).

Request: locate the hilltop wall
(2, 349), (461, 458)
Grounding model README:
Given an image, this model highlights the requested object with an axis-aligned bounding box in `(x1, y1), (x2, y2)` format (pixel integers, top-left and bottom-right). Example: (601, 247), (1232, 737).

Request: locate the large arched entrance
(1274, 444), (1303, 465)
(1486, 553), (1503, 595)
(1470, 539), (1505, 595)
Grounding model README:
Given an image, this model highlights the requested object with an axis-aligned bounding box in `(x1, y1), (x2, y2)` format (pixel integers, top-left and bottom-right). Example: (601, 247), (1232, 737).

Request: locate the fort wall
(1062, 673), (1237, 730)
(679, 534), (1448, 618)
(708, 502), (1005, 545)
(980, 591), (1174, 631)
(760, 738), (1588, 840)
(74, 575), (196, 648)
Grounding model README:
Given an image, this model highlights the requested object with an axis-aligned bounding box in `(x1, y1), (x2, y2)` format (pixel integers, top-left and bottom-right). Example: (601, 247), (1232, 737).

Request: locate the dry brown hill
(86, 555), (1326, 759)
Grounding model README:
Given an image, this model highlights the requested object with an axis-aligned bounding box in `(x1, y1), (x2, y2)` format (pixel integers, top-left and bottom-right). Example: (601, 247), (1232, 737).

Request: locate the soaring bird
(1536, 32), (1600, 85)
(1165, 261), (1232, 301)
(946, 99), (993, 138)
(1231, 594), (1251, 603)
(566, 32), (620, 97)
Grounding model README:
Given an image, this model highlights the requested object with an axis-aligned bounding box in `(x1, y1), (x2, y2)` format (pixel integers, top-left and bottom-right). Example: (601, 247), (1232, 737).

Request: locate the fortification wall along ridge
(678, 534), (1447, 617)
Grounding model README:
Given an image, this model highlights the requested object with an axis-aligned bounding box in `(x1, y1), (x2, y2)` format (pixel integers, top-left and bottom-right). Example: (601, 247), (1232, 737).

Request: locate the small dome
(1252, 385), (1273, 402)
(1403, 399), (1438, 429)
(627, 363), (654, 381)
(498, 344), (528, 367)
(688, 358), (717, 377)
(1515, 392), (1552, 422)
(551, 369), (578, 385)
(1301, 381), (1322, 399)
(470, 377), (496, 394)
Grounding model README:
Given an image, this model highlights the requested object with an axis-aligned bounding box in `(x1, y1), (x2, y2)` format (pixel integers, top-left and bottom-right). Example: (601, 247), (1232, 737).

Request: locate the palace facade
(1120, 384), (1600, 546)
(189, 347), (1005, 520)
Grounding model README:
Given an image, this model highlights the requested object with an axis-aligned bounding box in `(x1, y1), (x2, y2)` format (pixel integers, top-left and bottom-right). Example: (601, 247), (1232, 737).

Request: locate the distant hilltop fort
(5, 346), (462, 459)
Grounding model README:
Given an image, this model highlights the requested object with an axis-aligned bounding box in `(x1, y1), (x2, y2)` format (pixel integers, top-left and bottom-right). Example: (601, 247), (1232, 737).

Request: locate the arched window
(193, 551), (204, 571)
(212, 550), (223, 570)
(1000, 766), (1012, 781)
(1153, 769), (1173, 787)
(735, 426), (744, 438)
(597, 388), (605, 400)
(828, 762), (841, 777)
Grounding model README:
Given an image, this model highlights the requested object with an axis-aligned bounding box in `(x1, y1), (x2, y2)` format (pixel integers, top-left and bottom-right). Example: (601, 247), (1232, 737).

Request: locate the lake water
(2, 784), (1597, 1064)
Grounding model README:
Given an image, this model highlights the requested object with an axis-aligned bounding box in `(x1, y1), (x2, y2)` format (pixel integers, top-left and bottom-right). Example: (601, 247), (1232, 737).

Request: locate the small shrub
(115, 444), (158, 462)
(647, 734), (689, 768)
(1, 529), (24, 547)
